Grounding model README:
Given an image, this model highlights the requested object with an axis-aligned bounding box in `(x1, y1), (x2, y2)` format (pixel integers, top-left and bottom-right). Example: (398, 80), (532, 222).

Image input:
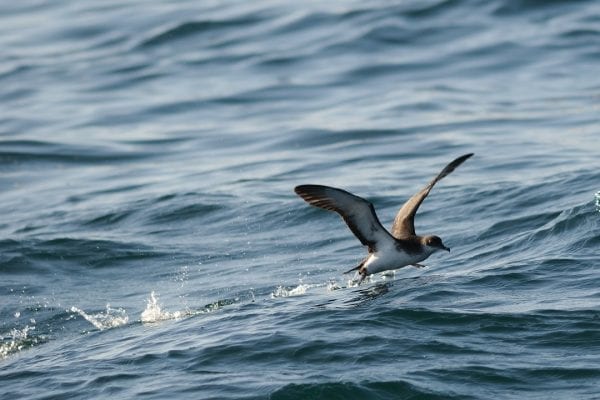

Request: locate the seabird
(294, 153), (473, 282)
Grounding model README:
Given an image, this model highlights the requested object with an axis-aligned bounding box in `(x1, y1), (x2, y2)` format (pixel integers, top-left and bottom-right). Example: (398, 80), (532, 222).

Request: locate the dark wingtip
(294, 185), (336, 210)
(294, 184), (317, 197)
(457, 153), (474, 163)
(294, 184), (319, 192)
(294, 185), (315, 196)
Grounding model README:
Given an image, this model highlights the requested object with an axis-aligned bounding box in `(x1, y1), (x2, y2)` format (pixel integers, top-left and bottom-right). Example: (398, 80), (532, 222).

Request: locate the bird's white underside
(363, 242), (438, 275)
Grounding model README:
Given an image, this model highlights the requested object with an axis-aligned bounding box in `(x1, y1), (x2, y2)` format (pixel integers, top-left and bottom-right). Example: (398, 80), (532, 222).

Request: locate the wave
(0, 140), (154, 167)
(138, 15), (265, 49)
(0, 238), (168, 273)
(492, 0), (592, 15)
(269, 380), (463, 400)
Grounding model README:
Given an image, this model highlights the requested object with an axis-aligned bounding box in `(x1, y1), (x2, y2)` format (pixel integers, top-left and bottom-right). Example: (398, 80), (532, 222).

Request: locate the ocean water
(1, 0), (599, 398)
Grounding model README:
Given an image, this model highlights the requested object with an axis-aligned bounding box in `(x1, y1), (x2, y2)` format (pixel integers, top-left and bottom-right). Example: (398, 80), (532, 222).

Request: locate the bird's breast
(364, 248), (424, 275)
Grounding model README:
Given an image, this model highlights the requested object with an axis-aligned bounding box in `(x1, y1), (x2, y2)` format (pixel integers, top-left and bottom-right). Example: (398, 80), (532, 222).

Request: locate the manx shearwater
(294, 153), (473, 282)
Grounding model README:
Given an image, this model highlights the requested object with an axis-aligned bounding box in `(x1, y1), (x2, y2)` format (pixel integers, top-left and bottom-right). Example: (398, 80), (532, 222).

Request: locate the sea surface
(1, 0), (599, 399)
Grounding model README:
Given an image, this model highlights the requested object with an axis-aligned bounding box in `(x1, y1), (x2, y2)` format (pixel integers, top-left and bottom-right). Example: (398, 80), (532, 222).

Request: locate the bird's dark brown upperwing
(390, 153), (473, 238)
(294, 184), (394, 252)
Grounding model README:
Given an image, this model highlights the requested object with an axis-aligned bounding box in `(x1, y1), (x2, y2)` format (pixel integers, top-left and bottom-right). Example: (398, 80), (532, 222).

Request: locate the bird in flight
(294, 153), (473, 282)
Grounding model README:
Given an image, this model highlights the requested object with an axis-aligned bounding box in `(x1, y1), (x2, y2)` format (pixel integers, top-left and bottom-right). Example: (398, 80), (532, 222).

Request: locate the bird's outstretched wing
(391, 153), (473, 238)
(295, 184), (394, 252)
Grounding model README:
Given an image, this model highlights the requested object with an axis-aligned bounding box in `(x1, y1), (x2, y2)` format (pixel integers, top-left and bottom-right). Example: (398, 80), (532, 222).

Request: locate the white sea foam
(71, 304), (129, 330)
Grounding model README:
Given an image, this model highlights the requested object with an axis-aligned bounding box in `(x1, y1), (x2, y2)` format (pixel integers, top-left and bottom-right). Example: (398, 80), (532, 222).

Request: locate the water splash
(272, 276), (385, 297)
(271, 284), (311, 298)
(270, 280), (343, 298)
(345, 273), (378, 288)
(595, 191), (600, 213)
(0, 326), (38, 359)
(71, 304), (129, 330)
(380, 270), (396, 280)
(140, 291), (186, 323)
(202, 297), (242, 312)
(174, 265), (190, 287)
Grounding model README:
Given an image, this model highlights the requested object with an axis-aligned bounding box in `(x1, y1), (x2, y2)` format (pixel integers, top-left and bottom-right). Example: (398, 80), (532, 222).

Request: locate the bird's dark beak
(442, 245), (450, 252)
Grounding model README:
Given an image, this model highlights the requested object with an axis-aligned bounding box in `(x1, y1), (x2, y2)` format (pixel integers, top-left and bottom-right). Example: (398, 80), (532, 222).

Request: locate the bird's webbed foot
(357, 268), (369, 284)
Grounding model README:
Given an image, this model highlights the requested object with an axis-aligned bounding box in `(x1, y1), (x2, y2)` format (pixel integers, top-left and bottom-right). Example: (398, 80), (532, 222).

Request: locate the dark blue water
(1, 0), (599, 398)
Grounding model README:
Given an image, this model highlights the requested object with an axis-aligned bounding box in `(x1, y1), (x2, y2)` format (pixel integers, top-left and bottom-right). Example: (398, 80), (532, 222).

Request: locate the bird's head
(422, 235), (450, 253)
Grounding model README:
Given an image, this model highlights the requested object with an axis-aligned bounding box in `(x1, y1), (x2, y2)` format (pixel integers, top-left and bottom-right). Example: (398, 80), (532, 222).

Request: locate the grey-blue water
(1, 0), (599, 398)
